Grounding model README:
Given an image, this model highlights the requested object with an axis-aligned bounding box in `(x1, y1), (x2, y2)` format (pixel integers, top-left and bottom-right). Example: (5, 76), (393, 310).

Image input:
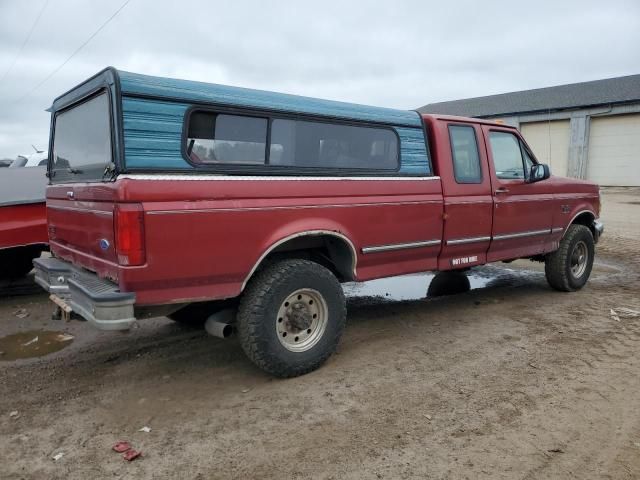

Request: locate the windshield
(51, 92), (112, 183)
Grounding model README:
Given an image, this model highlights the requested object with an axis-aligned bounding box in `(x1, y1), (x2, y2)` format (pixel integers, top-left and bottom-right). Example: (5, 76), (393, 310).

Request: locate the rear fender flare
(241, 228), (358, 292)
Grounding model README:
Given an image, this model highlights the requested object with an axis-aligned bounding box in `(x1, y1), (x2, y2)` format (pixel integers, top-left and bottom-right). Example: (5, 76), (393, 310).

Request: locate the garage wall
(587, 113), (640, 186)
(520, 120), (570, 177)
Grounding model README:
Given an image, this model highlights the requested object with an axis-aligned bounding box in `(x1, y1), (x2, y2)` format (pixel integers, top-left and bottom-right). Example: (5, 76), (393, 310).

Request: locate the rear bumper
(33, 257), (136, 330)
(593, 220), (604, 243)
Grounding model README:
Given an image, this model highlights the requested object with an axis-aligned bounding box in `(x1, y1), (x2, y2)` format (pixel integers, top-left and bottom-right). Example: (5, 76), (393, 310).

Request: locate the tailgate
(47, 88), (121, 277)
(47, 189), (118, 272)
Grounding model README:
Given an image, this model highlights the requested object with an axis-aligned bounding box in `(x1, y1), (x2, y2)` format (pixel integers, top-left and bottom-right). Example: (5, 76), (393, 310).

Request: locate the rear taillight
(114, 203), (145, 266)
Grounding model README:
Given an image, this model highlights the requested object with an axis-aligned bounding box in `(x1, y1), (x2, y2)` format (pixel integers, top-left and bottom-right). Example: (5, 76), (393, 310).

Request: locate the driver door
(483, 126), (554, 262)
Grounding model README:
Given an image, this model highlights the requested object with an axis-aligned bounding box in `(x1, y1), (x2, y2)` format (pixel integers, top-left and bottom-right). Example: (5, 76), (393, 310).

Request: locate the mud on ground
(1, 189), (639, 480)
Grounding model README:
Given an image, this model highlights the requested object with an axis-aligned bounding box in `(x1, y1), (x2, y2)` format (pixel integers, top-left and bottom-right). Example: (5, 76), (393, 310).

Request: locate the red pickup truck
(34, 68), (602, 377)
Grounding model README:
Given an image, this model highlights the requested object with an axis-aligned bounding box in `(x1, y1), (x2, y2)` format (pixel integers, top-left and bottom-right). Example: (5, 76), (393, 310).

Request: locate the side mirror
(528, 163), (550, 183)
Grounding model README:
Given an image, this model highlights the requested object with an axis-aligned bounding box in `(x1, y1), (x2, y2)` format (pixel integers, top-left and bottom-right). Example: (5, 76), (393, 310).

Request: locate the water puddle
(0, 330), (74, 361)
(343, 266), (536, 302)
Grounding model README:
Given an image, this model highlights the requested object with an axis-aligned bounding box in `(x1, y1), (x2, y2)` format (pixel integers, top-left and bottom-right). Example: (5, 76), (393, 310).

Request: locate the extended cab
(34, 68), (603, 377)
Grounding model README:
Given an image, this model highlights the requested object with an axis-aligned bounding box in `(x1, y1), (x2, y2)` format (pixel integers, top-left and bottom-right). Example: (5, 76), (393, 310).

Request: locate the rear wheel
(237, 259), (346, 378)
(168, 300), (236, 327)
(0, 246), (42, 280)
(545, 224), (595, 291)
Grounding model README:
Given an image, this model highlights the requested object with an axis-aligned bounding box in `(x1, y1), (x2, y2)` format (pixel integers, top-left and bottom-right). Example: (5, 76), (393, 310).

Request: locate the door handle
(495, 187), (509, 194)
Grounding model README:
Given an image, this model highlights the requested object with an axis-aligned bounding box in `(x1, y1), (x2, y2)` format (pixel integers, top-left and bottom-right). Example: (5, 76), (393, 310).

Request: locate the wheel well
(247, 233), (356, 285)
(570, 211), (596, 237)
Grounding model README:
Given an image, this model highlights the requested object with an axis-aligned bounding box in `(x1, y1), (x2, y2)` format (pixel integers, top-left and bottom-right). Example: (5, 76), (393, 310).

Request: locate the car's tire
(237, 259), (346, 378)
(545, 224), (595, 292)
(168, 304), (209, 327)
(168, 300), (236, 327)
(0, 246), (41, 280)
(427, 271), (471, 297)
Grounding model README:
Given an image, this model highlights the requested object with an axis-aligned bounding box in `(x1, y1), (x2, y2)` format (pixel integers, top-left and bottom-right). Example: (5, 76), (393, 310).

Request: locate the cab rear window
(51, 92), (112, 183)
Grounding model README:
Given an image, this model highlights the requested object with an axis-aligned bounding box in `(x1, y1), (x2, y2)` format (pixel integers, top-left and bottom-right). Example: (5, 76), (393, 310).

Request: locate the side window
(521, 145), (535, 178)
(186, 112), (267, 164)
(269, 118), (398, 170)
(489, 131), (525, 180)
(448, 124), (481, 183)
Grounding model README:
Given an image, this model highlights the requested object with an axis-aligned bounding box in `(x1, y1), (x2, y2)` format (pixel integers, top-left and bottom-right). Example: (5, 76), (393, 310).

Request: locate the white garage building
(419, 75), (640, 186)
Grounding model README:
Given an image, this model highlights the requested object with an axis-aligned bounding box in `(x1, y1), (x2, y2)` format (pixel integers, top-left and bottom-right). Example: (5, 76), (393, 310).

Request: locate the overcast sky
(0, 0), (639, 158)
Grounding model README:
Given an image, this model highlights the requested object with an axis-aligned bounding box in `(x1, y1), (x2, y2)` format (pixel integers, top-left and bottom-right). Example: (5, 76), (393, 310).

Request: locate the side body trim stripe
(492, 229), (551, 241)
(118, 174), (441, 182)
(361, 239), (441, 254)
(446, 236), (491, 246)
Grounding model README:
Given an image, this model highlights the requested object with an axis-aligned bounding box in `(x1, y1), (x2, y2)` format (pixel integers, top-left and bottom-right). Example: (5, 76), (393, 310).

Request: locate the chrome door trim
(361, 239), (441, 254)
(446, 236), (491, 246)
(492, 229), (551, 241)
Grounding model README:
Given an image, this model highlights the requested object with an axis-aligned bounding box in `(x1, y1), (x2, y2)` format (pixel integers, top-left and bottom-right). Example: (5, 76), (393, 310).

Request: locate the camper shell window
(269, 118), (398, 170)
(51, 91), (113, 183)
(186, 112), (268, 164)
(186, 109), (400, 172)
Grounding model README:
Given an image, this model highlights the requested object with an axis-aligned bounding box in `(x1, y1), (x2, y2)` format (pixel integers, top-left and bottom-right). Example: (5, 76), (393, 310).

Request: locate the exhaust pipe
(204, 309), (235, 339)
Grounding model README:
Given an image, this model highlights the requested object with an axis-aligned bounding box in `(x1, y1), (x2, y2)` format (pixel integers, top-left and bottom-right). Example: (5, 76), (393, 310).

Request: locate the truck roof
(420, 113), (519, 129)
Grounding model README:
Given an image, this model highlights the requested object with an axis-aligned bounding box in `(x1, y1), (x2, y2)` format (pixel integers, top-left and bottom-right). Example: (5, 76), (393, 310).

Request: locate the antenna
(547, 109), (551, 167)
(32, 144), (44, 153)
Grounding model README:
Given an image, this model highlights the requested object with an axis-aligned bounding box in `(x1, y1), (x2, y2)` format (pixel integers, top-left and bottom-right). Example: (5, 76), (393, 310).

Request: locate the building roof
(418, 74), (640, 118)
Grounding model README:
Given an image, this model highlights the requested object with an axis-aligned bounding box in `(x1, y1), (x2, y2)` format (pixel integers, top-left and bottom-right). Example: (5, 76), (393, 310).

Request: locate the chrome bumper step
(33, 257), (136, 330)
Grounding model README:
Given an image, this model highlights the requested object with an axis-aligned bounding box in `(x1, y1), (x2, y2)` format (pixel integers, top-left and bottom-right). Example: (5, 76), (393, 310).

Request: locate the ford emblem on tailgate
(99, 239), (110, 250)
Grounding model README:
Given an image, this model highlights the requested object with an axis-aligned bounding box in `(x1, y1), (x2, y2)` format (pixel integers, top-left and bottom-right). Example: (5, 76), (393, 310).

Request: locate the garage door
(520, 120), (570, 177)
(587, 114), (640, 186)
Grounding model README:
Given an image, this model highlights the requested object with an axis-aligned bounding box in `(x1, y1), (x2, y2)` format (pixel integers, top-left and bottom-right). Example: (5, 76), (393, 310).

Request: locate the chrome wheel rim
(276, 288), (328, 352)
(570, 240), (588, 278)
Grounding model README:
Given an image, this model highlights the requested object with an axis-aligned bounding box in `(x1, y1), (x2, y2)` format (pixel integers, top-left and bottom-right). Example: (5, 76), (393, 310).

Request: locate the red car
(34, 68), (603, 377)
(0, 167), (48, 280)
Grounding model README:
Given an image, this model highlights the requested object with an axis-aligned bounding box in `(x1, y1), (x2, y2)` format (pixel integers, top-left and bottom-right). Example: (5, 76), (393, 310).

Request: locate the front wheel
(545, 224), (595, 291)
(237, 259), (346, 378)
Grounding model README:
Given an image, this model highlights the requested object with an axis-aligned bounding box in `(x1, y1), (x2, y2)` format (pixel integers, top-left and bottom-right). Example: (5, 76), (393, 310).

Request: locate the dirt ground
(1, 189), (639, 480)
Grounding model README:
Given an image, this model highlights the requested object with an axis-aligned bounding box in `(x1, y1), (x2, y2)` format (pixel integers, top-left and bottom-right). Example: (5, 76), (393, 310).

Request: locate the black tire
(237, 259), (346, 378)
(545, 224), (595, 292)
(168, 300), (236, 327)
(0, 246), (41, 280)
(427, 271), (471, 297)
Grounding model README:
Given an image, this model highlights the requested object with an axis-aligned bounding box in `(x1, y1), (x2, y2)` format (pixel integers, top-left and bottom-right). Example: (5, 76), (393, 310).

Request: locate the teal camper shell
(48, 67), (431, 176)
